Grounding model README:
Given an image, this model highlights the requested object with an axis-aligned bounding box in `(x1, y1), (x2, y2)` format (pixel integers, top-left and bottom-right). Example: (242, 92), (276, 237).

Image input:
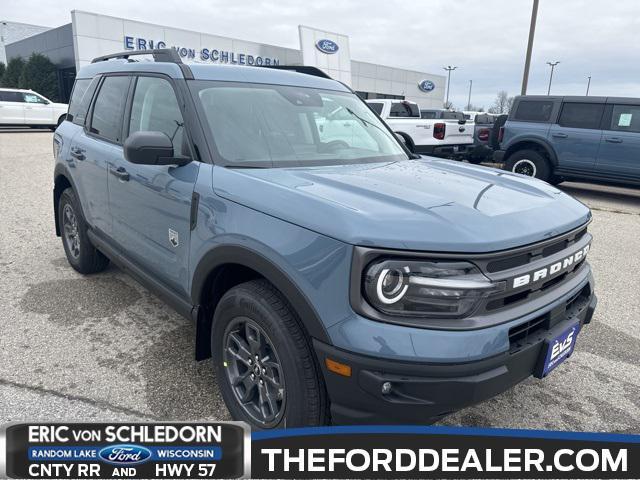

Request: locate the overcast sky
(4, 0), (640, 109)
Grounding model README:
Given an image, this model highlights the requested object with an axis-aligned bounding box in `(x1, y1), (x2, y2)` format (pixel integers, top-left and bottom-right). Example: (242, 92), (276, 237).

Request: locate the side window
(514, 100), (554, 122)
(128, 76), (187, 156)
(558, 103), (604, 129)
(68, 78), (99, 126)
(421, 110), (437, 119)
(23, 93), (47, 104)
(609, 105), (640, 134)
(389, 102), (419, 118)
(90, 76), (131, 143)
(0, 91), (25, 102)
(368, 102), (383, 115)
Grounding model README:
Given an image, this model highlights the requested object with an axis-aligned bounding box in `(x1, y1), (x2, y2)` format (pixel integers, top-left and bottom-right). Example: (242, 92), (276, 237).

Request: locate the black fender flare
(53, 162), (84, 236)
(504, 137), (559, 167)
(191, 244), (332, 347)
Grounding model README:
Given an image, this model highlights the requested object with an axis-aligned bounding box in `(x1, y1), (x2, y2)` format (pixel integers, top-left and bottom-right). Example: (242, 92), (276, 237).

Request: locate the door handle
(552, 133), (568, 138)
(605, 137), (623, 143)
(110, 166), (130, 181)
(70, 147), (86, 161)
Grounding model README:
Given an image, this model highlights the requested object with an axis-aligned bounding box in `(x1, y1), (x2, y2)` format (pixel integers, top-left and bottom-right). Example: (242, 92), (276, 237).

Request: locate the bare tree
(466, 103), (484, 112)
(488, 90), (514, 114)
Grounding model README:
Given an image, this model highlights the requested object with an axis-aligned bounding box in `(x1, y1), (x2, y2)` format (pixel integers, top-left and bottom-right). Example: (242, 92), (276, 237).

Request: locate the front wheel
(505, 149), (551, 182)
(212, 279), (329, 429)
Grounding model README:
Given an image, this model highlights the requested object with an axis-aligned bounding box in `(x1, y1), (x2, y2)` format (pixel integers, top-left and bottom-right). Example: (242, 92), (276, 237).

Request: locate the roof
(0, 87), (34, 92)
(77, 59), (349, 92)
(514, 95), (640, 105)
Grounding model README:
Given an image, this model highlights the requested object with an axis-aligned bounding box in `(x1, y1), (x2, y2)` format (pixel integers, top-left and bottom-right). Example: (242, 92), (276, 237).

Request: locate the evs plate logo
(315, 39), (339, 54)
(418, 79), (435, 92)
(98, 444), (152, 466)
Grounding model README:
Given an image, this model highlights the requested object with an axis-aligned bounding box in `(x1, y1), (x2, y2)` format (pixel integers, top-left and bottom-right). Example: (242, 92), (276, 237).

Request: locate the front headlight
(363, 259), (505, 318)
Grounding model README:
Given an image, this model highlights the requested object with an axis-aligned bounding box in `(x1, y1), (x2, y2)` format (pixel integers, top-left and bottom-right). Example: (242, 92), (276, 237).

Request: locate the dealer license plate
(536, 322), (580, 378)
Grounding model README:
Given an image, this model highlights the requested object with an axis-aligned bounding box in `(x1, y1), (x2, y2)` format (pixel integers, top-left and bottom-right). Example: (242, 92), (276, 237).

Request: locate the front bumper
(315, 288), (596, 425)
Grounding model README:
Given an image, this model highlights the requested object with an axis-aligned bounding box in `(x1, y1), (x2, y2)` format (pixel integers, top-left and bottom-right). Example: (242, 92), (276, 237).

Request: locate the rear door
(74, 74), (132, 236)
(108, 74), (198, 295)
(22, 92), (54, 125)
(595, 102), (640, 179)
(0, 91), (26, 124)
(548, 101), (604, 172)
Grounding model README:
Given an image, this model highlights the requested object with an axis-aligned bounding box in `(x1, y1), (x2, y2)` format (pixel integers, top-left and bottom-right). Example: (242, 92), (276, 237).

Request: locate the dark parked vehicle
(495, 95), (640, 185)
(54, 50), (596, 429)
(467, 113), (500, 164)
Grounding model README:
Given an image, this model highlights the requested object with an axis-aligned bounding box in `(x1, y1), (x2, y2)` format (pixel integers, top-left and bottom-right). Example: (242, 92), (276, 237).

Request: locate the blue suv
(496, 95), (640, 185)
(54, 50), (597, 428)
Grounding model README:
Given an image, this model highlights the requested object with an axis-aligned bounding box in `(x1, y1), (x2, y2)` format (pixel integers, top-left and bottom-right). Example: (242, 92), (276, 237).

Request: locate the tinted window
(609, 104), (640, 134)
(558, 103), (604, 129)
(475, 114), (494, 124)
(514, 100), (554, 122)
(129, 76), (187, 156)
(442, 111), (464, 120)
(90, 76), (130, 143)
(368, 102), (383, 115)
(68, 78), (99, 126)
(389, 102), (419, 118)
(0, 91), (24, 102)
(421, 110), (437, 119)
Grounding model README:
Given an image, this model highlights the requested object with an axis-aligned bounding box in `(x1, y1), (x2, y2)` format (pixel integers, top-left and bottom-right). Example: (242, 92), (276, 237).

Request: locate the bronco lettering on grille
(512, 244), (590, 289)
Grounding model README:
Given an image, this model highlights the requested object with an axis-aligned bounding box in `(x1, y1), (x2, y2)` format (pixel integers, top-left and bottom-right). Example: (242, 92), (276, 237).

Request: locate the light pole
(546, 61), (560, 95)
(467, 80), (473, 110)
(586, 76), (592, 96)
(521, 0), (539, 95)
(443, 65), (457, 108)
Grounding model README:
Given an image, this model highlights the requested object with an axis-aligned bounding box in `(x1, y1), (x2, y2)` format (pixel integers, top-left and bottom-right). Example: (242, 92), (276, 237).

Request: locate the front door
(22, 92), (54, 125)
(548, 102), (605, 172)
(596, 103), (640, 180)
(108, 75), (198, 295)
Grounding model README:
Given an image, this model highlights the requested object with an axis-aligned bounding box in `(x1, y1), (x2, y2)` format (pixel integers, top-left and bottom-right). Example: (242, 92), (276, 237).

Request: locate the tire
(58, 188), (110, 274)
(505, 149), (551, 182)
(212, 279), (329, 429)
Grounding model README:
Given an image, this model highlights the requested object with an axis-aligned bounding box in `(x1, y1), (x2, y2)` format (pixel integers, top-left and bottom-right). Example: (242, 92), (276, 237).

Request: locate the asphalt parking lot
(1, 129), (639, 432)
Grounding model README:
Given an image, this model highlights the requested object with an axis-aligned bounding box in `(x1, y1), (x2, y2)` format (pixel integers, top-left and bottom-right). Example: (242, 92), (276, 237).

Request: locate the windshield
(191, 81), (408, 167)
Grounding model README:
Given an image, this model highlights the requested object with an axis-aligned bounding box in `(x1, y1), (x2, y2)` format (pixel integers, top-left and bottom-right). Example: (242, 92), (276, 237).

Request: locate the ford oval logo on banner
(418, 80), (436, 92)
(316, 39), (339, 54)
(98, 444), (152, 465)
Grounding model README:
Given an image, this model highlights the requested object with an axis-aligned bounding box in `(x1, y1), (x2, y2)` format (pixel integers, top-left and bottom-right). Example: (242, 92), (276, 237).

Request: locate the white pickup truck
(366, 99), (473, 157)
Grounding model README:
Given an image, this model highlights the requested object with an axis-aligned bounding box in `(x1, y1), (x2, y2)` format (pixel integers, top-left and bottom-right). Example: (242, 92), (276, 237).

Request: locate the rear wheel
(58, 188), (109, 274)
(505, 149), (551, 182)
(212, 279), (329, 429)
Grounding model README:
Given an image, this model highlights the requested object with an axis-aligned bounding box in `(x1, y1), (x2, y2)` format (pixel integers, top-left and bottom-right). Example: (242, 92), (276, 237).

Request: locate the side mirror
(124, 131), (189, 166)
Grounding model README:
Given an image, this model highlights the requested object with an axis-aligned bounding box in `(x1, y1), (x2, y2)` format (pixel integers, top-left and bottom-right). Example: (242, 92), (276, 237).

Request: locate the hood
(213, 159), (591, 253)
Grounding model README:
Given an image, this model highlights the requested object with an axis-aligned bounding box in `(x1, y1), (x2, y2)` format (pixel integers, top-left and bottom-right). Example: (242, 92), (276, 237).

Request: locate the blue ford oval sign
(418, 80), (435, 92)
(98, 444), (152, 465)
(316, 39), (339, 54)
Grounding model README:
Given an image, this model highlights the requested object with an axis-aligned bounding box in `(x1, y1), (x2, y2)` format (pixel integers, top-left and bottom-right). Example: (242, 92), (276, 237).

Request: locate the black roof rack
(91, 48), (183, 64)
(262, 65), (332, 79)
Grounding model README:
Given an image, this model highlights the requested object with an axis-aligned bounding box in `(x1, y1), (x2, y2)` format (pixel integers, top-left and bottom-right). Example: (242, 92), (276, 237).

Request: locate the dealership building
(5, 10), (446, 107)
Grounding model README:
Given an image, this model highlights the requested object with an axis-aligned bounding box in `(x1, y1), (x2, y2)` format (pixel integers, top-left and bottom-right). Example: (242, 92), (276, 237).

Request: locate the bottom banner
(251, 425), (640, 479)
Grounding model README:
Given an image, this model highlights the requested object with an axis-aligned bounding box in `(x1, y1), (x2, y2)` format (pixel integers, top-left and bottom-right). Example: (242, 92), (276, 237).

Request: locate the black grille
(486, 225), (588, 273)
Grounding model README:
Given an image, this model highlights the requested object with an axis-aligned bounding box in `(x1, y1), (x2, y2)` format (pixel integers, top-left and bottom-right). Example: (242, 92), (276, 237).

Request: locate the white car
(0, 88), (68, 129)
(367, 99), (473, 157)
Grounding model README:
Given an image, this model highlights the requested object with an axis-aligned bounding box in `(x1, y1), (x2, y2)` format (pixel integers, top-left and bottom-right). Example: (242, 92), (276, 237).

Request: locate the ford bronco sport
(54, 49), (597, 428)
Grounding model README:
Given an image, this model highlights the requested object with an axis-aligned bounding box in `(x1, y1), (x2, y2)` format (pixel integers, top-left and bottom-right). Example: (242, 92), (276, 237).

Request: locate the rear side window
(475, 114), (494, 124)
(558, 103), (604, 129)
(0, 91), (24, 102)
(128, 76), (187, 156)
(368, 102), (383, 115)
(421, 110), (437, 119)
(609, 104), (640, 133)
(514, 100), (554, 122)
(68, 78), (99, 126)
(390, 102), (419, 118)
(89, 76), (131, 143)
